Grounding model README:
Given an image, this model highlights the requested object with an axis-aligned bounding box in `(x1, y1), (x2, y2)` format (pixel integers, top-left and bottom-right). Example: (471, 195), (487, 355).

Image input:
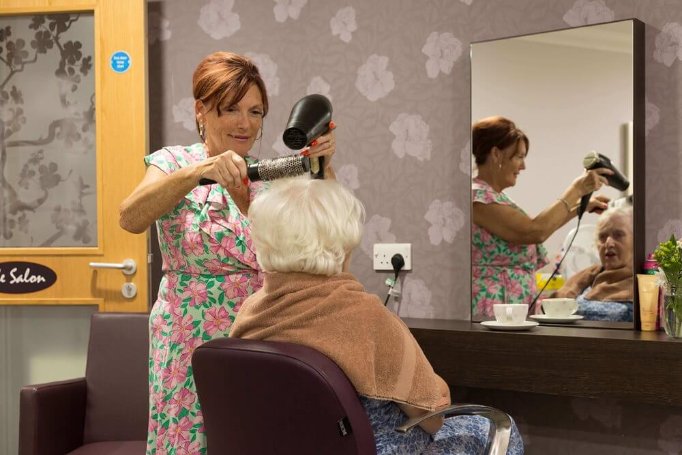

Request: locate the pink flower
(184, 335), (203, 354)
(203, 306), (232, 336)
(167, 291), (183, 311)
(151, 313), (166, 339)
(183, 280), (208, 307)
(166, 274), (179, 290)
(221, 274), (249, 299)
(471, 246), (483, 262)
(182, 231), (205, 256)
(170, 314), (195, 345)
(148, 417), (158, 433)
(152, 348), (165, 371)
(177, 439), (202, 455)
(169, 387), (195, 414)
(507, 279), (523, 300)
(210, 234), (238, 257)
(154, 425), (168, 454)
(177, 208), (194, 229)
(168, 255), (186, 271)
(477, 297), (497, 318)
(161, 359), (187, 389)
(168, 416), (193, 446)
(471, 281), (481, 298)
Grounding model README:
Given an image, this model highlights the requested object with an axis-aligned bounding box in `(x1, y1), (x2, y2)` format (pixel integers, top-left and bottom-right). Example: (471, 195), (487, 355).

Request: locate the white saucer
(480, 320), (539, 331)
(529, 314), (584, 323)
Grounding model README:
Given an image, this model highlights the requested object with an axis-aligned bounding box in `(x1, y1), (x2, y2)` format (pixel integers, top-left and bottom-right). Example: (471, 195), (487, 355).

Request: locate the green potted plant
(653, 234), (682, 337)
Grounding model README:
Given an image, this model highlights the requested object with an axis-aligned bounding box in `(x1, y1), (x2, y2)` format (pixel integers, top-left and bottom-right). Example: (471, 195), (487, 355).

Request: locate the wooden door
(0, 0), (148, 312)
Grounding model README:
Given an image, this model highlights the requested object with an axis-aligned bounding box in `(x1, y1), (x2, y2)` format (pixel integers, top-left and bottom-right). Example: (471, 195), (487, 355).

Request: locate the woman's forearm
(474, 185), (581, 245)
(119, 166), (201, 233)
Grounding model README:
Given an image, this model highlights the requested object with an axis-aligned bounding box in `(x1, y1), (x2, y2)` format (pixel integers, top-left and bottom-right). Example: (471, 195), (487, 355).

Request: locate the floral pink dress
(145, 144), (264, 454)
(472, 177), (548, 320)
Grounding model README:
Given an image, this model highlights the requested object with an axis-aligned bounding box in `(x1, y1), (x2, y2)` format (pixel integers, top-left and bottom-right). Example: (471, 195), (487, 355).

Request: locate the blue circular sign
(110, 50), (131, 73)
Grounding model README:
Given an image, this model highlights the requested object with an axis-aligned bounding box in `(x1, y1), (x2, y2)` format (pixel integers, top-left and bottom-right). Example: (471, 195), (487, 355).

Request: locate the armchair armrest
(19, 377), (87, 455)
(395, 403), (512, 455)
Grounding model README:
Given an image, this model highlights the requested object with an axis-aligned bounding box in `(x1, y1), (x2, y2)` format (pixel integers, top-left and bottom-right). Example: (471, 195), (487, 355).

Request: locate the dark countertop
(405, 318), (682, 407)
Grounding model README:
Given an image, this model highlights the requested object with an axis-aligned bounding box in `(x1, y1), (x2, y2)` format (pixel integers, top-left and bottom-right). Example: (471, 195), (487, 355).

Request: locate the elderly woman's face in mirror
(597, 214), (633, 271)
(470, 20), (638, 328)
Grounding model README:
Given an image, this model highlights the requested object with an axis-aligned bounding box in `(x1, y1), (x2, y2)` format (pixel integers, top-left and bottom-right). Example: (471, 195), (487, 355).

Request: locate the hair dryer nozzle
(282, 94), (333, 150)
(578, 151), (630, 218)
(582, 151), (630, 191)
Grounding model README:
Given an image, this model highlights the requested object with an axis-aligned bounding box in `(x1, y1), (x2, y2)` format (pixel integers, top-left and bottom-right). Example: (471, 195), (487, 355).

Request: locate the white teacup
(493, 304), (529, 325)
(541, 298), (578, 317)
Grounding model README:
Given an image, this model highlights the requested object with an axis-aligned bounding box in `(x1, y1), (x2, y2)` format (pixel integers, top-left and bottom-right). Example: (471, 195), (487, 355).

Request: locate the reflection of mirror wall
(470, 19), (644, 328)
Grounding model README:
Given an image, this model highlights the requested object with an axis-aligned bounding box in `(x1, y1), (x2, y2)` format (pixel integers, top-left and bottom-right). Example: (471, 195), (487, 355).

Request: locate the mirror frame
(469, 19), (645, 330)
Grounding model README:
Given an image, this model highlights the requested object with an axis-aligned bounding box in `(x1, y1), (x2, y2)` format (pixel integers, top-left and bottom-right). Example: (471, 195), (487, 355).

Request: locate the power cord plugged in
(384, 254), (406, 306)
(391, 253), (405, 276)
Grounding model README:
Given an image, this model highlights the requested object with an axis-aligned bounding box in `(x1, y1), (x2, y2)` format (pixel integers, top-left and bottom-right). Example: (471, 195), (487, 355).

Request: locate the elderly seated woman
(230, 177), (524, 454)
(551, 206), (633, 321)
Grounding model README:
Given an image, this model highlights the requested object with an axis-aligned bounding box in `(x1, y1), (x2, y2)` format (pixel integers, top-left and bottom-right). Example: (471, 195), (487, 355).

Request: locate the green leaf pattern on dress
(471, 178), (548, 319)
(145, 144), (264, 454)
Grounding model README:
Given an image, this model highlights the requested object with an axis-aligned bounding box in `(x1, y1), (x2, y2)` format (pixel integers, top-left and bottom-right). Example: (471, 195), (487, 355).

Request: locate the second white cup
(541, 298), (578, 317)
(493, 304), (529, 325)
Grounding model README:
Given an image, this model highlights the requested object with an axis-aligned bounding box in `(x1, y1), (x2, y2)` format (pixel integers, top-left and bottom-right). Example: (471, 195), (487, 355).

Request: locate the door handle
(89, 258), (137, 275)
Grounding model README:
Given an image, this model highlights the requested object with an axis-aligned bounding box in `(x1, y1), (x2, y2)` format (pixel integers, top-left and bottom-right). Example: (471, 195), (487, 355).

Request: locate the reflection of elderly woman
(231, 178), (524, 454)
(551, 207), (633, 321)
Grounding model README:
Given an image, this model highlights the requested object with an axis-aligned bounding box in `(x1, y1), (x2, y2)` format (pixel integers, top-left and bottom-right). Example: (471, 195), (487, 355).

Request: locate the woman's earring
(199, 123), (206, 142)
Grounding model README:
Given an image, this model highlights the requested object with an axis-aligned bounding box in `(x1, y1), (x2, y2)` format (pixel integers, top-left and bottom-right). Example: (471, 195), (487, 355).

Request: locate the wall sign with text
(0, 262), (57, 293)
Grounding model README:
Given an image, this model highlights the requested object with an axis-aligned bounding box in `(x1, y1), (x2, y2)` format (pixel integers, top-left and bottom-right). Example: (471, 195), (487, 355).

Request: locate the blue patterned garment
(576, 287), (633, 322)
(360, 396), (524, 455)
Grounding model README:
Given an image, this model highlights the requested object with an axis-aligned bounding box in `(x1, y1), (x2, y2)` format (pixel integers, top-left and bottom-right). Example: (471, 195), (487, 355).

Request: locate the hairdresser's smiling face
(498, 140), (526, 190)
(197, 84), (264, 158)
(597, 214), (632, 270)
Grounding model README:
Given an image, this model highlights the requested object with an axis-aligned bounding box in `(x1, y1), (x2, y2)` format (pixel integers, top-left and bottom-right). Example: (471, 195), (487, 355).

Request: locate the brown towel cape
(552, 265), (633, 301)
(230, 272), (450, 411)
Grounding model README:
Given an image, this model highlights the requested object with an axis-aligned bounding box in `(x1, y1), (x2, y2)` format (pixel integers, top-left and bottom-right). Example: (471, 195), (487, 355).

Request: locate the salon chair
(192, 337), (512, 455)
(19, 312), (149, 455)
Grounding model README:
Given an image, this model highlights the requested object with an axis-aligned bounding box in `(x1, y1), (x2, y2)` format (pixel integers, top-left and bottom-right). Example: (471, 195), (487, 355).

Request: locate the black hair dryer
(578, 151), (630, 218)
(282, 94), (333, 179)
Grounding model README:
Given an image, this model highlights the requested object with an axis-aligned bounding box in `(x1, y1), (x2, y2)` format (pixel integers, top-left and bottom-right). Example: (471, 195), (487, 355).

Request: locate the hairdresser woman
(118, 51), (336, 454)
(471, 116), (611, 319)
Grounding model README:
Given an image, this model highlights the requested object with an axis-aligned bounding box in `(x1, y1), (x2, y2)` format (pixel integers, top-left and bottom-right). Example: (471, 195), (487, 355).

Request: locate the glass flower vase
(663, 290), (682, 338)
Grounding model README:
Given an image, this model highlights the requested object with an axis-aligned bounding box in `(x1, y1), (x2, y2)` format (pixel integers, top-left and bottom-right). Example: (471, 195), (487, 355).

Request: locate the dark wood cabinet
(407, 319), (682, 407)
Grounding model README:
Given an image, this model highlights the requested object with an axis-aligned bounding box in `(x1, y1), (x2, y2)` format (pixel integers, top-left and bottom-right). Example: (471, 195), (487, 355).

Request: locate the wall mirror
(470, 19), (644, 329)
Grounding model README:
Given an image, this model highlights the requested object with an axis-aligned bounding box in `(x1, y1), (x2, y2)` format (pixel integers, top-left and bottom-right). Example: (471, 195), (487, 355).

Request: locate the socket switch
(373, 243), (412, 271)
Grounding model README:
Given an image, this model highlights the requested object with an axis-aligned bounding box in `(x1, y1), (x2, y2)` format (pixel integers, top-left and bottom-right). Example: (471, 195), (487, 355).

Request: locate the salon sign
(0, 262), (57, 294)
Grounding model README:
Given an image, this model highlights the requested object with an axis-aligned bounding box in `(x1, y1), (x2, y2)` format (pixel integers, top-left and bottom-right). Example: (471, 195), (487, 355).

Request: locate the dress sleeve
(472, 181), (513, 206)
(144, 146), (183, 175)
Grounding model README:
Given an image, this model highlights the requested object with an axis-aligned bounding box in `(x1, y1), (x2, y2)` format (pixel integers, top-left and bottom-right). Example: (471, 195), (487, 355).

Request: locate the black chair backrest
(193, 337), (376, 455)
(83, 312), (149, 443)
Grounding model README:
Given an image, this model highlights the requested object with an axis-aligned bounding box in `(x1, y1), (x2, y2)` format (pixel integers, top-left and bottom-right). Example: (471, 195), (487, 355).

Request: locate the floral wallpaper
(147, 0), (682, 453)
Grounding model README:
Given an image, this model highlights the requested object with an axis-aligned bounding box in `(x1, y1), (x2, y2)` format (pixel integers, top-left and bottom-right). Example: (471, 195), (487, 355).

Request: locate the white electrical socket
(373, 243), (412, 271)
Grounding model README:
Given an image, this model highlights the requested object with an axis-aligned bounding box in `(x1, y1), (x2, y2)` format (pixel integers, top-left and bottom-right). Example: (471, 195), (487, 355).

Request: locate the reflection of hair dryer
(282, 94), (333, 179)
(199, 155), (311, 185)
(578, 151), (630, 218)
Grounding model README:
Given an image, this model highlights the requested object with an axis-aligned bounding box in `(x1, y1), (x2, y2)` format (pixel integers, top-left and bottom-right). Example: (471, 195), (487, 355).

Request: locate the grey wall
(147, 0), (682, 453)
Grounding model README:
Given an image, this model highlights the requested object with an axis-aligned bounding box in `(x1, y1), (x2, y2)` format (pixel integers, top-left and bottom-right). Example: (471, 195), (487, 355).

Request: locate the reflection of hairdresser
(550, 207), (634, 321)
(232, 178), (525, 454)
(471, 116), (613, 319)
